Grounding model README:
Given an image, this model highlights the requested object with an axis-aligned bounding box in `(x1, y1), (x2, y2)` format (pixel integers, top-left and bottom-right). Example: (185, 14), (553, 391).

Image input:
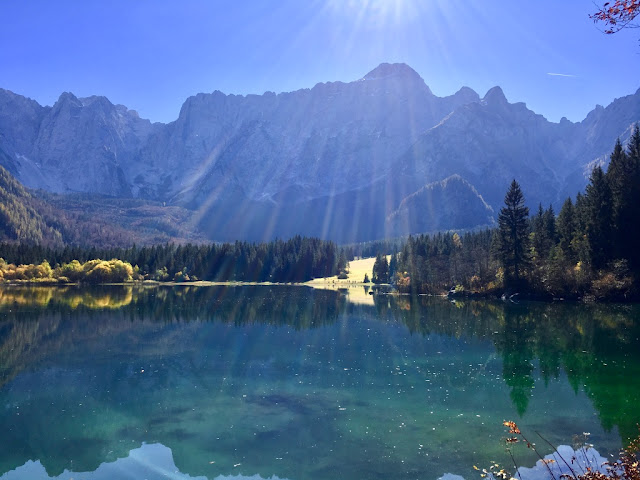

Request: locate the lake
(0, 285), (639, 480)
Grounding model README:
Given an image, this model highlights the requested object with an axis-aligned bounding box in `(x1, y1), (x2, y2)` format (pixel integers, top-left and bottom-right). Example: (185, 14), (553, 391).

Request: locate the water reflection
(0, 286), (638, 480)
(1, 441), (610, 480)
(0, 443), (274, 480)
(0, 285), (134, 309)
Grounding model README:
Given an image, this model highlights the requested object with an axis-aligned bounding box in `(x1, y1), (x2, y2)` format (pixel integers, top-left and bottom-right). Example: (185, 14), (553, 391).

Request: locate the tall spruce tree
(628, 126), (640, 270)
(372, 253), (389, 284)
(388, 253), (398, 283)
(608, 125), (640, 270)
(573, 192), (591, 266)
(543, 205), (556, 257)
(496, 180), (530, 289)
(606, 138), (631, 260)
(585, 166), (613, 270)
(556, 197), (576, 262)
(532, 204), (556, 262)
(532, 203), (546, 262)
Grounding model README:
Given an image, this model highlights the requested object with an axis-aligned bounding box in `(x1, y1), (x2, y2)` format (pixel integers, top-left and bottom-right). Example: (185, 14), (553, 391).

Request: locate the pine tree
(372, 253), (389, 284)
(607, 138), (631, 259)
(496, 180), (530, 289)
(573, 192), (591, 266)
(585, 166), (613, 270)
(556, 197), (576, 262)
(388, 253), (397, 283)
(531, 204), (545, 262)
(543, 204), (556, 248)
(608, 126), (640, 270)
(628, 125), (640, 270)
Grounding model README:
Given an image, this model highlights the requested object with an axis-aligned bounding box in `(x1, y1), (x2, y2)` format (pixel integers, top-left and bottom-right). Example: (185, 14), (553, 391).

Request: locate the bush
(591, 272), (634, 300)
(58, 260), (84, 282)
(84, 259), (134, 283)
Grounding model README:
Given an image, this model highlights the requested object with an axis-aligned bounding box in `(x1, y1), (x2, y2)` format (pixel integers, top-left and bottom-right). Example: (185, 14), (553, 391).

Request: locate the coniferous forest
(0, 236), (343, 284)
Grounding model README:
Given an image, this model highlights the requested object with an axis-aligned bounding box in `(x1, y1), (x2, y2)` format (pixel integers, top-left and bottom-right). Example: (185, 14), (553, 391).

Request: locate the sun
(326, 0), (423, 27)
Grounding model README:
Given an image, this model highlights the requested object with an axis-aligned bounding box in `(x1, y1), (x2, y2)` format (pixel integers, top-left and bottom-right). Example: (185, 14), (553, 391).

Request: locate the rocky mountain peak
(482, 86), (508, 106)
(56, 91), (81, 106)
(0, 88), (46, 118)
(0, 88), (33, 103)
(0, 89), (47, 159)
(364, 63), (423, 81)
(453, 86), (480, 104)
(361, 63), (434, 97)
(80, 95), (114, 109)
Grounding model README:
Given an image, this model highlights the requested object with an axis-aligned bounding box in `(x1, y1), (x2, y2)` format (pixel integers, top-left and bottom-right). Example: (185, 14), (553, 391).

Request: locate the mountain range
(0, 63), (638, 244)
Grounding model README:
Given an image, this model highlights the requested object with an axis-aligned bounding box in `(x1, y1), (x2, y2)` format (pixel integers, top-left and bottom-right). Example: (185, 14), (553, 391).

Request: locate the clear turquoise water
(0, 285), (639, 480)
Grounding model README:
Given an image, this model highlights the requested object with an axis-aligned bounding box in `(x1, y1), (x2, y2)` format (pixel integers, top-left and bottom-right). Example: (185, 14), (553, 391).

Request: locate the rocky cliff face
(396, 86), (573, 209)
(0, 64), (638, 243)
(0, 90), (159, 196)
(132, 63), (481, 205)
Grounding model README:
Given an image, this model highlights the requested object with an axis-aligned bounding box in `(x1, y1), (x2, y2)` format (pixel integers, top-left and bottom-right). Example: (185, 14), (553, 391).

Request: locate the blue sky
(1, 0), (638, 124)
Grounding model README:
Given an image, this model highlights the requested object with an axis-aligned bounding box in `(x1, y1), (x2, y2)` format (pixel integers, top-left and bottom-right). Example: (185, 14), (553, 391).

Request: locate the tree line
(0, 236), (343, 284)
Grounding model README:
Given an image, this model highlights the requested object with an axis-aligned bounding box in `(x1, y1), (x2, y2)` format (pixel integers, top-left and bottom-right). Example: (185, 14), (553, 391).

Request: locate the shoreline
(0, 280), (637, 304)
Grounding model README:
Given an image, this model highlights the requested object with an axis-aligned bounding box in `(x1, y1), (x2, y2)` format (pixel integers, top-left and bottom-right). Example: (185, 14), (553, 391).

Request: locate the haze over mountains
(0, 63), (639, 244)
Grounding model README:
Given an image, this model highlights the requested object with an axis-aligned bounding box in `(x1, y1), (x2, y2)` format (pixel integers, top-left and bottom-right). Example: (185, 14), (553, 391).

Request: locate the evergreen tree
(543, 204), (556, 248)
(628, 125), (640, 270)
(607, 126), (640, 270)
(584, 166), (613, 270)
(388, 253), (398, 283)
(496, 180), (530, 289)
(372, 253), (389, 284)
(532, 203), (556, 262)
(556, 197), (576, 262)
(573, 192), (591, 266)
(629, 123), (640, 160)
(606, 138), (631, 259)
(337, 250), (348, 274)
(532, 204), (545, 262)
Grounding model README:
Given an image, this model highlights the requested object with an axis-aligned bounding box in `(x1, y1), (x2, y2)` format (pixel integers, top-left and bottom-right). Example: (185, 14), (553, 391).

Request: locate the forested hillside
(0, 162), (205, 247)
(0, 161), (63, 246)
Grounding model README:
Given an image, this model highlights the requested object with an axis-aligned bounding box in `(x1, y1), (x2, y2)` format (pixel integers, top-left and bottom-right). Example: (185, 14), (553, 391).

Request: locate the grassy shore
(305, 257), (381, 288)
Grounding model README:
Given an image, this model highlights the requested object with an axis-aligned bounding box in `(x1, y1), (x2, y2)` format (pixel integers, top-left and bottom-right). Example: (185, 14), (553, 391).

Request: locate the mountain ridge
(0, 63), (638, 243)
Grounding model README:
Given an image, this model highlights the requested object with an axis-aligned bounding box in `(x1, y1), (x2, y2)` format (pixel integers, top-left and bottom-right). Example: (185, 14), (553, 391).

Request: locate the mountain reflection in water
(0, 442), (611, 480)
(0, 442), (288, 480)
